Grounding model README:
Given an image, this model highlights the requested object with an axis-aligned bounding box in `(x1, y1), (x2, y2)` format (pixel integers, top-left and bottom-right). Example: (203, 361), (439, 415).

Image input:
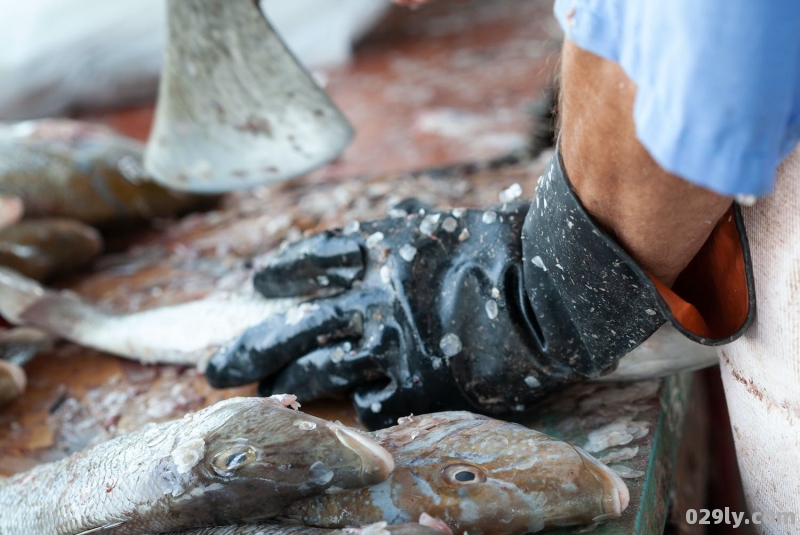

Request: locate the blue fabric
(555, 0), (800, 196)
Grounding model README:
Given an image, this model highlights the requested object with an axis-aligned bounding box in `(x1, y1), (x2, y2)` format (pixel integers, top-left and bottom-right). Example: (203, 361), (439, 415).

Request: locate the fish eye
(441, 463), (487, 486)
(211, 445), (257, 477)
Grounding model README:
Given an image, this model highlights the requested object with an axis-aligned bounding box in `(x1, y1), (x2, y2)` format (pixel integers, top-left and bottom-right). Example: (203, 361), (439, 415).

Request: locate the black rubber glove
(206, 198), (555, 429)
(206, 151), (755, 429)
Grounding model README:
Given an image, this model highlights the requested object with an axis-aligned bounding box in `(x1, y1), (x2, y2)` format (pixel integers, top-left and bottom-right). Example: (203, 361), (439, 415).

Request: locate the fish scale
(284, 412), (629, 535)
(0, 397), (393, 535)
(0, 407), (627, 535)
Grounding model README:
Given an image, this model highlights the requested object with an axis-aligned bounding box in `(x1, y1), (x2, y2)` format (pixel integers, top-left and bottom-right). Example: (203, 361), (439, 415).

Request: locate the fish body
(0, 119), (213, 227)
(163, 520), (447, 535)
(0, 218), (102, 281)
(0, 263), (716, 379)
(284, 412), (628, 535)
(0, 396), (393, 535)
(0, 266), (296, 365)
(597, 324), (718, 381)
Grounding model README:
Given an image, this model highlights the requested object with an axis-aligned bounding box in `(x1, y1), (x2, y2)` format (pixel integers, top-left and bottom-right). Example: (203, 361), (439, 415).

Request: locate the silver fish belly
(0, 266), (298, 366)
(0, 396), (393, 535)
(284, 412), (629, 535)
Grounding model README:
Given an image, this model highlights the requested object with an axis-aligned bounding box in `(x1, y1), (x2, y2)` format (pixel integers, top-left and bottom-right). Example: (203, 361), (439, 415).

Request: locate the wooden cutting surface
(0, 2), (693, 534)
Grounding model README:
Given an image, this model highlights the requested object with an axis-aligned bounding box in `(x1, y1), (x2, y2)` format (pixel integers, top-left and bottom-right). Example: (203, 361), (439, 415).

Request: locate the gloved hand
(206, 152), (755, 429)
(206, 197), (557, 429)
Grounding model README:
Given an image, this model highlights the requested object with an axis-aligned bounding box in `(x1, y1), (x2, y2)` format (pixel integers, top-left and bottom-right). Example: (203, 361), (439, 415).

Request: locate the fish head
(172, 396), (393, 522)
(371, 412), (629, 535)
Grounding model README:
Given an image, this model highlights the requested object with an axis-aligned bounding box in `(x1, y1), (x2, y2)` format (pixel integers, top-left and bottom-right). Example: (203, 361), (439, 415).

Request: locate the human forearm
(559, 40), (733, 287)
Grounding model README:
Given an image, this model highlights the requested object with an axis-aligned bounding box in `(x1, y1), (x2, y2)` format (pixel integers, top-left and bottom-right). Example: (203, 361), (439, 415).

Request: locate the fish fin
(419, 513), (453, 534)
(74, 521), (125, 535)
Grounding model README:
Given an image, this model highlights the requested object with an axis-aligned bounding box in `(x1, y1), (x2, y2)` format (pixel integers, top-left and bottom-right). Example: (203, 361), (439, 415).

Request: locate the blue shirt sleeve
(555, 0), (800, 197)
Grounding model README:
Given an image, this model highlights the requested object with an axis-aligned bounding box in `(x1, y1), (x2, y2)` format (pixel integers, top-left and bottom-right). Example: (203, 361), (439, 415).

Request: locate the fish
(0, 264), (717, 379)
(0, 119), (214, 228)
(283, 412), (630, 535)
(0, 266), (296, 365)
(0, 396), (394, 535)
(162, 519), (449, 535)
(597, 323), (718, 382)
(0, 218), (103, 281)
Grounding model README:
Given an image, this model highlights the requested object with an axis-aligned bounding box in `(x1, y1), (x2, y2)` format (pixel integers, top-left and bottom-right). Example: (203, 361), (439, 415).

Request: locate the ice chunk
(439, 333), (463, 356)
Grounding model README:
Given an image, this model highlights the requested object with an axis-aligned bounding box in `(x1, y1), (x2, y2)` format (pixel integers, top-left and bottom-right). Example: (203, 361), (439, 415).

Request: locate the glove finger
(259, 342), (384, 402)
(205, 299), (364, 388)
(254, 231), (364, 298)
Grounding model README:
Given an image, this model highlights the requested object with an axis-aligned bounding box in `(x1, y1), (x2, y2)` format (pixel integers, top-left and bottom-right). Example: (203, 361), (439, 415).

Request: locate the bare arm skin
(387, 7), (730, 286)
(559, 40), (733, 287)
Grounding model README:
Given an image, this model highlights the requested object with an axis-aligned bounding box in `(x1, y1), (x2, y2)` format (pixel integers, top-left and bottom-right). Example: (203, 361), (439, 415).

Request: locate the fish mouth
(334, 427), (395, 485)
(573, 446), (630, 519)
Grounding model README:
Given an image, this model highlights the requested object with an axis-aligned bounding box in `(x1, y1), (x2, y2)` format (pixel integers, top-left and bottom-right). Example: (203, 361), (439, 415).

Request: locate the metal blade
(144, 0), (354, 192)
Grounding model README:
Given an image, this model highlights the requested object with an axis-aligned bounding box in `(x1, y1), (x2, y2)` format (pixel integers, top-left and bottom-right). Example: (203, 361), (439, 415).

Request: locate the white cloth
(719, 143), (800, 533)
(0, 0), (391, 120)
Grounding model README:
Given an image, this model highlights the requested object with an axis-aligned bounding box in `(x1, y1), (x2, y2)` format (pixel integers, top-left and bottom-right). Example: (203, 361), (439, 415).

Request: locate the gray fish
(162, 520), (448, 535)
(0, 119), (214, 228)
(0, 218), (103, 281)
(0, 396), (394, 535)
(284, 412), (629, 535)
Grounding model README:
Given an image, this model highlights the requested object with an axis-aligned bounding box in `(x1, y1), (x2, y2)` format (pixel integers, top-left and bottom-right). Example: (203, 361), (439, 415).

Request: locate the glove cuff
(521, 148), (755, 378)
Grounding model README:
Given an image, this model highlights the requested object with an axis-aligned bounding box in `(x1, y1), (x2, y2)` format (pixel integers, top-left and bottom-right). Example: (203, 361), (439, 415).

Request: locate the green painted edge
(632, 372), (693, 535)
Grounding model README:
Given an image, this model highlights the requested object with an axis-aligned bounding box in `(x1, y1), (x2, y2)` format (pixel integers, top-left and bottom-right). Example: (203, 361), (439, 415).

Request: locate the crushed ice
(366, 231), (384, 249)
(524, 375), (541, 388)
(344, 221), (360, 235)
(499, 183), (523, 203)
(399, 244), (417, 262)
(584, 418), (650, 452)
(439, 333), (463, 356)
(485, 299), (499, 319)
(295, 419), (317, 430)
(598, 446), (638, 464)
(420, 213), (441, 235)
(171, 437), (205, 475)
(609, 465), (645, 479)
(482, 211), (497, 224)
(441, 217), (458, 233)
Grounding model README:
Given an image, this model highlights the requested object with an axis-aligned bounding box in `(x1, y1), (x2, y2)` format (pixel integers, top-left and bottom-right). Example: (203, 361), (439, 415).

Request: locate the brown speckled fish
(284, 412), (629, 535)
(0, 219), (102, 281)
(0, 396), (394, 535)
